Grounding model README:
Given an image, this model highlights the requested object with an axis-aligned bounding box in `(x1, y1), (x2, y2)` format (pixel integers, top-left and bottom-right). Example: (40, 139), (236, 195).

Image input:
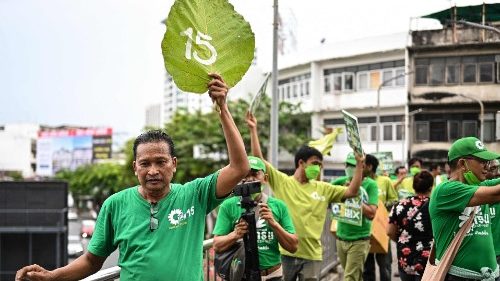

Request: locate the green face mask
(345, 166), (355, 179)
(410, 167), (421, 176)
(463, 161), (481, 185)
(305, 164), (321, 180)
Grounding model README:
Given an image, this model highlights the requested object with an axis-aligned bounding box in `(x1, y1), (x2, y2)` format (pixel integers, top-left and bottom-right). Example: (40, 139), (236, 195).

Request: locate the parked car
(67, 235), (84, 257)
(81, 219), (96, 238)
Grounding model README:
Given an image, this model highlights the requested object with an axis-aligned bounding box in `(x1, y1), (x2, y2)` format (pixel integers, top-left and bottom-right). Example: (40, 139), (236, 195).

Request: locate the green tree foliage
(165, 96), (311, 183)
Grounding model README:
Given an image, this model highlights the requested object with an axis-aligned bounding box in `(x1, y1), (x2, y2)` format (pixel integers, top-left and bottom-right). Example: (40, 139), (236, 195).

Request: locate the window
(396, 124), (404, 140)
(383, 125), (393, 141)
(333, 74), (342, 92)
(448, 121), (460, 141)
(324, 76), (331, 93)
(483, 120), (496, 142)
(343, 73), (354, 91)
(286, 85), (291, 99)
(370, 126), (377, 141)
(415, 122), (429, 142)
(395, 68), (405, 86)
(357, 72), (369, 90)
(430, 59), (445, 85)
(415, 66), (428, 85)
(462, 121), (477, 137)
(479, 63), (494, 83)
(382, 70), (394, 86)
(430, 121), (447, 142)
(359, 125), (368, 141)
(446, 64), (460, 84)
(305, 81), (310, 96)
(292, 84), (298, 98)
(463, 64), (477, 83)
(370, 71), (381, 89)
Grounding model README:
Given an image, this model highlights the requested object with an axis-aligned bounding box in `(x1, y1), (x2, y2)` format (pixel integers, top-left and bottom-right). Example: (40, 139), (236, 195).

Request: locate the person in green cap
(485, 159), (500, 281)
(246, 112), (365, 281)
(331, 153), (379, 281)
(213, 156), (298, 280)
(430, 136), (500, 281)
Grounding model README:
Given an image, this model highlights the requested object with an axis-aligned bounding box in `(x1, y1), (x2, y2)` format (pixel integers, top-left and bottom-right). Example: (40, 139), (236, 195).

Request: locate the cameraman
(213, 156), (298, 280)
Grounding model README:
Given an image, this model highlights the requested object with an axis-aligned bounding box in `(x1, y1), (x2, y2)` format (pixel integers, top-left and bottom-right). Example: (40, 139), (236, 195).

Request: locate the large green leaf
(162, 0), (255, 93)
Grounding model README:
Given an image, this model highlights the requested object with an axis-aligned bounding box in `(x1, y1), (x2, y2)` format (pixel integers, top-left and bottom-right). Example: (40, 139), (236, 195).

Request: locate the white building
(145, 103), (162, 128)
(277, 33), (409, 176)
(0, 123), (39, 178)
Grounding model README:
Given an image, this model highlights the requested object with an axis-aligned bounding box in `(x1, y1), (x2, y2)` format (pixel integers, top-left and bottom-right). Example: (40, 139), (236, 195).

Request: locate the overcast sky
(0, 0), (494, 137)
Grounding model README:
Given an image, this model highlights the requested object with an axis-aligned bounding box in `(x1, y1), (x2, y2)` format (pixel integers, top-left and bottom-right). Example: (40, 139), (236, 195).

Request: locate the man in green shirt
(16, 74), (250, 281)
(486, 159), (500, 281)
(213, 156), (298, 280)
(429, 137), (500, 281)
(395, 158), (423, 199)
(332, 153), (379, 281)
(246, 112), (365, 281)
(362, 154), (398, 281)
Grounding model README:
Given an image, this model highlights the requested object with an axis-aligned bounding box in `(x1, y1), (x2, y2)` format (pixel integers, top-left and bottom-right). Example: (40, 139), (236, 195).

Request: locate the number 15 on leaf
(181, 27), (217, 66)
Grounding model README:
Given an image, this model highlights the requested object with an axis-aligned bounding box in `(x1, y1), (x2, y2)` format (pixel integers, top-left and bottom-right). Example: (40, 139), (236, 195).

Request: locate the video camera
(233, 181), (261, 281)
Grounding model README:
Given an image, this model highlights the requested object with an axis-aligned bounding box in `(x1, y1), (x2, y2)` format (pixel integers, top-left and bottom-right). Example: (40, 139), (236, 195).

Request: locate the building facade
(408, 22), (500, 164)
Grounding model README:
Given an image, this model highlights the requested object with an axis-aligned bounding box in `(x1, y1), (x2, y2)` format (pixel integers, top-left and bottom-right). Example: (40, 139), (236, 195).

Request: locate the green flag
(308, 127), (343, 156)
(162, 0), (255, 93)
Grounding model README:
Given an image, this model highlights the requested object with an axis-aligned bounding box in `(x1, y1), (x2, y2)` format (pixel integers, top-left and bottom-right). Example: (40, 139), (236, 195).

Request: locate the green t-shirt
(483, 178), (500, 256)
(375, 175), (398, 208)
(331, 176), (379, 241)
(265, 161), (347, 261)
(88, 172), (223, 281)
(429, 180), (498, 277)
(212, 196), (295, 269)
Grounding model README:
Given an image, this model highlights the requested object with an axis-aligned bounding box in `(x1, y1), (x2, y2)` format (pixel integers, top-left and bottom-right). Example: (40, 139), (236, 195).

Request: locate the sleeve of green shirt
(88, 198), (117, 257)
(194, 171), (222, 214)
(366, 179), (379, 206)
(275, 199), (296, 234)
(480, 178), (500, 186)
(212, 199), (236, 236)
(264, 160), (289, 193)
(385, 178), (399, 204)
(435, 181), (479, 213)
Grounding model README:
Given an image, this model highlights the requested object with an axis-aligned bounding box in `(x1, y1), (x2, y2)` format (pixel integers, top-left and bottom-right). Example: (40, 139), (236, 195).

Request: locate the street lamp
(376, 71), (414, 153)
(420, 92), (484, 142)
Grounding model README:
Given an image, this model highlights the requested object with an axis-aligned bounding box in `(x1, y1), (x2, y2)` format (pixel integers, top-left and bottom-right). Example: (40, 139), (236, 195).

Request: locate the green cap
(345, 152), (356, 166)
(448, 137), (500, 162)
(248, 156), (266, 172)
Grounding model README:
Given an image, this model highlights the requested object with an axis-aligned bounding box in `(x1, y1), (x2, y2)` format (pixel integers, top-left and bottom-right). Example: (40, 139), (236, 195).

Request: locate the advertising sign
(36, 128), (112, 177)
(342, 110), (364, 156)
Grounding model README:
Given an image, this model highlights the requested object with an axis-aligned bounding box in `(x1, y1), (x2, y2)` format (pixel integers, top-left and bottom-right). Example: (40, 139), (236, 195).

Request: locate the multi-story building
(408, 9), (500, 165)
(145, 103), (162, 128)
(277, 33), (409, 176)
(0, 123), (39, 178)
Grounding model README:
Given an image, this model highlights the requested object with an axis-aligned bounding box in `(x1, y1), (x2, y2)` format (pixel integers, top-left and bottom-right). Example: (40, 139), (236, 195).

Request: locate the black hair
(365, 154), (379, 173)
(294, 146), (323, 168)
(413, 170), (434, 193)
(408, 157), (423, 167)
(429, 163), (440, 171)
(394, 166), (405, 175)
(133, 129), (176, 160)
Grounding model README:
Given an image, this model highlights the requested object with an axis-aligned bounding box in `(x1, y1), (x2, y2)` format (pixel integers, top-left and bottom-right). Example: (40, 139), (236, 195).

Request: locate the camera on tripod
(233, 181), (262, 281)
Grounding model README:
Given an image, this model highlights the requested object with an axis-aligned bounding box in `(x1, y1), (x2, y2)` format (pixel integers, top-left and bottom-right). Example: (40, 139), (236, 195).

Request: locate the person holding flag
(245, 112), (365, 281)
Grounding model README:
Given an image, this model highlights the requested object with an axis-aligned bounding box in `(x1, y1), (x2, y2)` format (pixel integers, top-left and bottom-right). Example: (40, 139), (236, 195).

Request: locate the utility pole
(270, 0), (279, 167)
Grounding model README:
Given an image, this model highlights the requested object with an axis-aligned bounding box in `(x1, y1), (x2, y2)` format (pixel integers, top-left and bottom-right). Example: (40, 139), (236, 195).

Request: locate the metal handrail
(81, 238), (215, 281)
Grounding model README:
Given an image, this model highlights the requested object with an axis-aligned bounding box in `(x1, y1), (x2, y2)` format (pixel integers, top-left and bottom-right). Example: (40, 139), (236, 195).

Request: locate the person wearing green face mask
(331, 153), (379, 281)
(245, 112), (365, 281)
(396, 158), (423, 199)
(213, 156), (298, 280)
(429, 137), (500, 281)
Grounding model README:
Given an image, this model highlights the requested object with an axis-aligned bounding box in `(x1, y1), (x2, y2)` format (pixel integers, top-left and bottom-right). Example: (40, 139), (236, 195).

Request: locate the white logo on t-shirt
(311, 191), (325, 201)
(256, 218), (266, 229)
(167, 206), (195, 226)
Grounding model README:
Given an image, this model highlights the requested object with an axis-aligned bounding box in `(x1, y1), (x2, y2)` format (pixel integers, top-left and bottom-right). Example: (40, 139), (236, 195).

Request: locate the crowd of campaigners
(16, 76), (500, 281)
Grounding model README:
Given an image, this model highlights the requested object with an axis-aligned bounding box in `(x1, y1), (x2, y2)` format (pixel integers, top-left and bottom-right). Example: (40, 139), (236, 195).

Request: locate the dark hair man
(16, 74), (250, 281)
(246, 112), (365, 281)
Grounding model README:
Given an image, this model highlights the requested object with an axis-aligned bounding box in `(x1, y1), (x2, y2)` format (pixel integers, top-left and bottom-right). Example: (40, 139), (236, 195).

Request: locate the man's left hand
(208, 73), (228, 108)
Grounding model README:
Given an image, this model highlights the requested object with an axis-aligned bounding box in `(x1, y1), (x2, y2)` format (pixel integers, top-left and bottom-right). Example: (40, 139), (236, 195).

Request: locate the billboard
(36, 128), (112, 177)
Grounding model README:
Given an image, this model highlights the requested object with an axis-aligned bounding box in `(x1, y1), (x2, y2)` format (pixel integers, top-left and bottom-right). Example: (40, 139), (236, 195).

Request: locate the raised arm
(16, 252), (106, 281)
(245, 111), (264, 159)
(342, 153), (365, 199)
(208, 74), (250, 198)
(468, 185), (500, 206)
